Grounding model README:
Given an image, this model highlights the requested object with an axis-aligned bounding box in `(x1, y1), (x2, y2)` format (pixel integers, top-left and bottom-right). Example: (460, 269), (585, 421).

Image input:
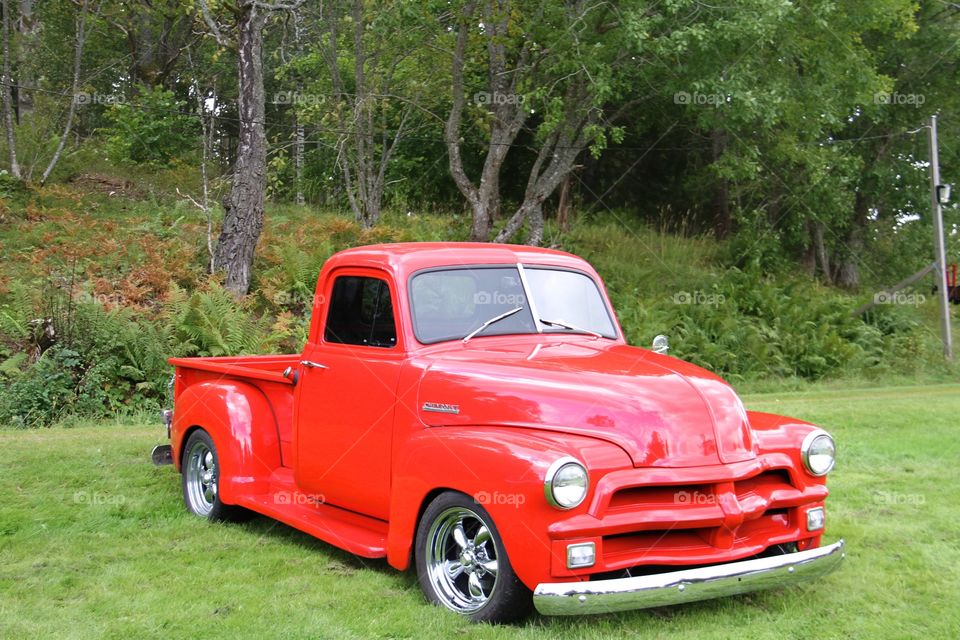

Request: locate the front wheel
(415, 492), (531, 623)
(181, 429), (250, 522)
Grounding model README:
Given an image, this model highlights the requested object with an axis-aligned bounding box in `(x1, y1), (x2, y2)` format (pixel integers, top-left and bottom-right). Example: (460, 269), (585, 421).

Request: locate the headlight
(544, 457), (589, 509)
(801, 430), (836, 476)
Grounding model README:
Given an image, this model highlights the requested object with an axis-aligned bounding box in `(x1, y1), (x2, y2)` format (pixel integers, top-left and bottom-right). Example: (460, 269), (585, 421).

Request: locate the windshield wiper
(463, 306), (524, 343)
(539, 317), (603, 339)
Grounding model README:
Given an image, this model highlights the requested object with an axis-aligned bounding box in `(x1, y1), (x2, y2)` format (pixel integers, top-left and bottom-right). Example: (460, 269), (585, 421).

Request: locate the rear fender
(172, 380), (282, 504)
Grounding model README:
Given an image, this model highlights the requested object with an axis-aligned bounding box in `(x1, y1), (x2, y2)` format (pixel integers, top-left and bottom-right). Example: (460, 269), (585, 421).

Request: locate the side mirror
(652, 334), (669, 354)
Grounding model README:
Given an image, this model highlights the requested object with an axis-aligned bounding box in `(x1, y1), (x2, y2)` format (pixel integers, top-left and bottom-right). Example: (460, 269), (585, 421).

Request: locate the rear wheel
(181, 430), (250, 522)
(415, 492), (531, 623)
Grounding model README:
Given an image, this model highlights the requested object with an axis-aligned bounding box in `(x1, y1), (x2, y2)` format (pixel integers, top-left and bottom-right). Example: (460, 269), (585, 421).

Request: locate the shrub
(0, 348), (82, 427)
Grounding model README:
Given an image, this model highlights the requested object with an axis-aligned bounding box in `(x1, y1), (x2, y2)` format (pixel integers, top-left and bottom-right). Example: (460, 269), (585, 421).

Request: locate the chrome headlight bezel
(801, 430), (836, 477)
(544, 456), (589, 509)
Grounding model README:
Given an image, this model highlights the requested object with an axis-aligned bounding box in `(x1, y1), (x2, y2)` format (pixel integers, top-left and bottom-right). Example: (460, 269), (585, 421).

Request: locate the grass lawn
(1, 383), (958, 639)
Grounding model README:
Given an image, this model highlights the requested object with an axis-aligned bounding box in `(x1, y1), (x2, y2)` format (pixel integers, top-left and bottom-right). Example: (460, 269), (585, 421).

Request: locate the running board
(235, 475), (388, 558)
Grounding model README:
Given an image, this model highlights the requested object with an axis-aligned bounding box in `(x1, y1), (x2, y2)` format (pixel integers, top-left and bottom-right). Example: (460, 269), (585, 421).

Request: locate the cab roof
(322, 242), (598, 279)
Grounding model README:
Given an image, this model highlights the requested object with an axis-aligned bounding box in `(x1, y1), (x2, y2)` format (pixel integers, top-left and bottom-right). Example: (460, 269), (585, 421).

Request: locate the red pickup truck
(156, 242), (844, 622)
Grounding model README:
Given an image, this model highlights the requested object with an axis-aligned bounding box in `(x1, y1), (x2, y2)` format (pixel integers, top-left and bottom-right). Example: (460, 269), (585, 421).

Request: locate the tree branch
(197, 0), (231, 47)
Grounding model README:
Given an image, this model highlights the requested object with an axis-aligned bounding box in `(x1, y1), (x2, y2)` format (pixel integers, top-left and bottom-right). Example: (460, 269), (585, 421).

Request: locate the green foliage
(0, 260), (277, 424)
(0, 170), (27, 200)
(266, 148), (291, 202)
(0, 286), (33, 347)
(666, 270), (867, 379)
(0, 278), (293, 426)
(565, 215), (953, 383)
(0, 293), (178, 426)
(101, 85), (199, 166)
(0, 347), (81, 427)
(0, 174), (955, 427)
(165, 281), (271, 357)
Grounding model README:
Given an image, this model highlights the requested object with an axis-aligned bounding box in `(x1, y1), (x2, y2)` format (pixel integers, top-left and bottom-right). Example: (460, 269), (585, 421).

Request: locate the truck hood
(416, 340), (757, 468)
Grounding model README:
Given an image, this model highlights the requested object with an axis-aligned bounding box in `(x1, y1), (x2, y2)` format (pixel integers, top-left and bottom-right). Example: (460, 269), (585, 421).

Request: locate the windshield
(409, 266), (617, 344)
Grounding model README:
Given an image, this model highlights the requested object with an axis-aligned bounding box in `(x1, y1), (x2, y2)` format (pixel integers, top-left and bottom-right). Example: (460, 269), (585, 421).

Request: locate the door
(294, 272), (404, 520)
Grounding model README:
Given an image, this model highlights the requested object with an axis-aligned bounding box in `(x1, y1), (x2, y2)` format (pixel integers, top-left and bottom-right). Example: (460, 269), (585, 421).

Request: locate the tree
(444, 0), (521, 241)
(321, 0), (405, 227)
(272, 0), (440, 222)
(199, 0), (303, 296)
(832, 1), (960, 289)
(40, 0), (97, 185)
(1, 0), (101, 184)
(442, 0), (632, 244)
(102, 0), (198, 87)
(609, 0), (920, 286)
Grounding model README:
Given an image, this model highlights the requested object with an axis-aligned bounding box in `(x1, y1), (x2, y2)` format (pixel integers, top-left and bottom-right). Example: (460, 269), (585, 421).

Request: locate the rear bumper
(151, 444), (173, 466)
(533, 539), (845, 616)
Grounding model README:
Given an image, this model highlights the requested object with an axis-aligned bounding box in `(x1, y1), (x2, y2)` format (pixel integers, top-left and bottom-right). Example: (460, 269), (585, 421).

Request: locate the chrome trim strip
(533, 539), (845, 616)
(516, 263), (543, 334)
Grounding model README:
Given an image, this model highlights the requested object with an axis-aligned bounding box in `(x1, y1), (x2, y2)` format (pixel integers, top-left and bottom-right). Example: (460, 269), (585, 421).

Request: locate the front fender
(748, 411), (830, 490)
(386, 426), (631, 590)
(172, 380), (282, 504)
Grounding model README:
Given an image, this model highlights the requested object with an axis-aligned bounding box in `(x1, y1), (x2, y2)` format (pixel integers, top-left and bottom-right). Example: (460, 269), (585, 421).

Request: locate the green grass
(1, 384), (958, 638)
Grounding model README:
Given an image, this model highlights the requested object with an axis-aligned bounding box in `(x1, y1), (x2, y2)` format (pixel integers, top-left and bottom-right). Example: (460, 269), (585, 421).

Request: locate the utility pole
(929, 115), (954, 360)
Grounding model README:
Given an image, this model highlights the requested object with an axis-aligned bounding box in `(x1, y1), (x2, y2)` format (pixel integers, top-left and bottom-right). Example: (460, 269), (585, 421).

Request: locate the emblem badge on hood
(422, 402), (460, 415)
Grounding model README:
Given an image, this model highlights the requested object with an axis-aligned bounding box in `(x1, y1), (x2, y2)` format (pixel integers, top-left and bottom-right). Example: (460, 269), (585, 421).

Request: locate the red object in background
(946, 263), (959, 303)
(162, 243), (844, 622)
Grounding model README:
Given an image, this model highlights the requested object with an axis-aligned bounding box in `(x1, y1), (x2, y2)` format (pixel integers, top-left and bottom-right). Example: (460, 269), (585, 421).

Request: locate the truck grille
(594, 469), (821, 571)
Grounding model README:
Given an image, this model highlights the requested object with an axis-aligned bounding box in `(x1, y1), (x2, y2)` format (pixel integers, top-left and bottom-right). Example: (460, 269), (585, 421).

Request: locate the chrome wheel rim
(425, 506), (500, 614)
(185, 440), (217, 516)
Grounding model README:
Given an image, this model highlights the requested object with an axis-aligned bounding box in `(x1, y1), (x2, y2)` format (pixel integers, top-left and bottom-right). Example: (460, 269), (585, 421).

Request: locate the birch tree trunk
(294, 120), (304, 205)
(14, 0), (36, 123)
(212, 2), (269, 296)
(40, 0), (93, 185)
(292, 9), (304, 206)
(1, 0), (21, 178)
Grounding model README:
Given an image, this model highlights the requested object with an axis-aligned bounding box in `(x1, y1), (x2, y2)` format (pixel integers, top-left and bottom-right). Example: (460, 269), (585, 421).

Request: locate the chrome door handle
(300, 360), (328, 369)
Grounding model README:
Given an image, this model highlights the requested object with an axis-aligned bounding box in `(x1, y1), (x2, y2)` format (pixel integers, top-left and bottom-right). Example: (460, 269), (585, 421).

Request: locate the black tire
(181, 429), (251, 522)
(415, 491), (532, 623)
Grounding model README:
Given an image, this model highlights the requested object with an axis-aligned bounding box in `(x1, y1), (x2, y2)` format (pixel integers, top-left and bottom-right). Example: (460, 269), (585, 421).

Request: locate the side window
(324, 276), (397, 348)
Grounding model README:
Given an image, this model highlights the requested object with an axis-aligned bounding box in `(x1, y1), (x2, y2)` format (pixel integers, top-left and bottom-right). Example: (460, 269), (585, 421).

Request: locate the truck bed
(169, 354), (300, 465)
(168, 354), (301, 386)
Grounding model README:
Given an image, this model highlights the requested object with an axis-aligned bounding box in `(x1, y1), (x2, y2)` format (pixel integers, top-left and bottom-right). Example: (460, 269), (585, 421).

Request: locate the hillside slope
(0, 173), (955, 425)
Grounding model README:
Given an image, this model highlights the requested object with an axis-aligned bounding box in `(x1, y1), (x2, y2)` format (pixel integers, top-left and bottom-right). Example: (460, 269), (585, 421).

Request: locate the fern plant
(164, 281), (269, 357)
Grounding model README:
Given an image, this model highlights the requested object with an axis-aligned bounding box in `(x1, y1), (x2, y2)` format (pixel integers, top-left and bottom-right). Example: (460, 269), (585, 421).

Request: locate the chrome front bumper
(533, 539), (845, 616)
